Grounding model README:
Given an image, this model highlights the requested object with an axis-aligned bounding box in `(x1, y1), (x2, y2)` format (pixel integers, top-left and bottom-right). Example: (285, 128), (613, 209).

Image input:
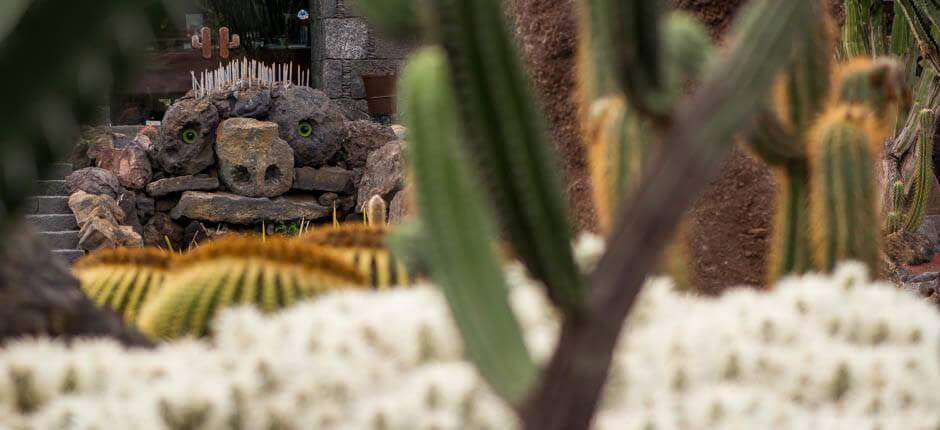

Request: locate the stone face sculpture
(63, 74), (407, 249)
(216, 118), (295, 198)
(151, 82), (350, 173)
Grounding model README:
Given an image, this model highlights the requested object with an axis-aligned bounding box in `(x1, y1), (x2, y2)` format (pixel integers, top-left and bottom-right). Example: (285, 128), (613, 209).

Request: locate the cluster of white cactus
(0, 238), (938, 429)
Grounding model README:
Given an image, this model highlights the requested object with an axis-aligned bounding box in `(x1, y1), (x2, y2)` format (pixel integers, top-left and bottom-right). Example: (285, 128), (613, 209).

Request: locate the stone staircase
(24, 163), (84, 265)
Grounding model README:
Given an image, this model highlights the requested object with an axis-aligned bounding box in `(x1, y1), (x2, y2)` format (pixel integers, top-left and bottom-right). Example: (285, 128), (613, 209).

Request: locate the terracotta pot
(362, 73), (397, 116)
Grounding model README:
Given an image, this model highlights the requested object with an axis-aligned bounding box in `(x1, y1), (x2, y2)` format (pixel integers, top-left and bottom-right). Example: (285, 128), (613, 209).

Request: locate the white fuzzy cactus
(0, 238), (938, 429)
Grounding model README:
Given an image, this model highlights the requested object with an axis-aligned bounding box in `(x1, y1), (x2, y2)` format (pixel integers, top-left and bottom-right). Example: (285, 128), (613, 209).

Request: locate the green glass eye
(298, 121), (314, 137)
(181, 128), (199, 144)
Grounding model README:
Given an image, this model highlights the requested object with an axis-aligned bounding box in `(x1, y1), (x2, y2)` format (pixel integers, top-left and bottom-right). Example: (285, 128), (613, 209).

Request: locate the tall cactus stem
(401, 48), (537, 404)
(809, 106), (882, 272)
(903, 109), (936, 232)
(895, 0), (940, 73)
(843, 0), (872, 58)
(769, 162), (814, 281)
(431, 0), (584, 310)
(586, 96), (650, 232)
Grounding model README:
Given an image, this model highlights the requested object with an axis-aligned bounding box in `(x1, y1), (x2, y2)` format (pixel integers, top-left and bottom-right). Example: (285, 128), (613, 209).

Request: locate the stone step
(39, 163), (73, 180)
(36, 180), (68, 196)
(40, 231), (80, 250)
(26, 214), (78, 232)
(23, 196), (71, 215)
(53, 249), (85, 265)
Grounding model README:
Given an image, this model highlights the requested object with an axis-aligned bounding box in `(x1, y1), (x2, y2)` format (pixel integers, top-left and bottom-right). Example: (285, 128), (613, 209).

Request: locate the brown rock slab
(342, 120), (397, 169)
(357, 141), (404, 209)
(293, 166), (354, 193)
(95, 144), (152, 190)
(171, 191), (331, 224)
(142, 213), (184, 250)
(389, 187), (412, 224)
(69, 191), (125, 226)
(65, 168), (123, 199)
(216, 118), (295, 198)
(78, 217), (143, 251)
(146, 175), (220, 197)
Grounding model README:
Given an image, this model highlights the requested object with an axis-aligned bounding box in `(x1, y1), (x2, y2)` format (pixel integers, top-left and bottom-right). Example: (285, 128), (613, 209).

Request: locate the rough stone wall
(318, 0), (414, 121)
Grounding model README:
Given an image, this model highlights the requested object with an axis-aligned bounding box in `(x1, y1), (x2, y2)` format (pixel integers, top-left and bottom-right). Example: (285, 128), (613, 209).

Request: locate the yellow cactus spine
(302, 224), (412, 288)
(74, 247), (173, 324)
(137, 235), (364, 340)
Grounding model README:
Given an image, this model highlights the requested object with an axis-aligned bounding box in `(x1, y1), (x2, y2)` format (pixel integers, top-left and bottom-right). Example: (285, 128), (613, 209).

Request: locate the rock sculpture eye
(298, 121), (314, 138)
(181, 128), (199, 144)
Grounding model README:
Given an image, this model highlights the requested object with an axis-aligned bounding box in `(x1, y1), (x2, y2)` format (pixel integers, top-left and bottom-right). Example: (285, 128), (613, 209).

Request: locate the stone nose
(216, 117), (295, 198)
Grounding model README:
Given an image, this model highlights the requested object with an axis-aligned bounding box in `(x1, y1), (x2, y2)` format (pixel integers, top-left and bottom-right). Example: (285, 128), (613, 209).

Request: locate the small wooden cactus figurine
(191, 27), (240, 59)
(191, 27), (213, 59)
(218, 27), (240, 59)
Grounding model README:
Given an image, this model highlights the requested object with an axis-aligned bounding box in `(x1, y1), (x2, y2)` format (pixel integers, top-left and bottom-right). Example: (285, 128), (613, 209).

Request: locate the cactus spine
(365, 195), (388, 226)
(809, 107), (882, 272)
(74, 248), (173, 324)
(302, 224), (413, 288)
(137, 236), (365, 340)
(431, 0), (584, 311)
(401, 48), (537, 404)
(903, 109), (936, 232)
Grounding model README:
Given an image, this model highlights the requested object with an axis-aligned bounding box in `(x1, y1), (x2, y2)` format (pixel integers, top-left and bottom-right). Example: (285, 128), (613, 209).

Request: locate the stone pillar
(318, 0), (414, 121)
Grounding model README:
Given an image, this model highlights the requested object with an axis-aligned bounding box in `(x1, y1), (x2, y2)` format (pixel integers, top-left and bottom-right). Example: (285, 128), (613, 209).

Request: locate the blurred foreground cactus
(74, 248), (174, 324)
(137, 235), (364, 340)
(741, 1), (940, 281)
(360, 0), (816, 427)
(302, 224), (413, 288)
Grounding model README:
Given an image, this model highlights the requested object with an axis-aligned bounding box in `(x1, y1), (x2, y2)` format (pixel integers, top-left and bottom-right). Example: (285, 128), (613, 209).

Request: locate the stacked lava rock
(68, 83), (408, 252)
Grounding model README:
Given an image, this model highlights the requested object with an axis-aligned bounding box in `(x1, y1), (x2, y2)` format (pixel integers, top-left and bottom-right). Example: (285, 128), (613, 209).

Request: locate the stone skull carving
(216, 118), (294, 197)
(152, 83), (349, 180)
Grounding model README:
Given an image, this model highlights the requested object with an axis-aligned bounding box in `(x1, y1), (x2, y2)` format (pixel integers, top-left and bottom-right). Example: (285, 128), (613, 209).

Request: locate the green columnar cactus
(400, 48), (537, 403)
(895, 0), (940, 73)
(809, 107), (882, 272)
(834, 58), (910, 124)
(903, 109), (936, 232)
(302, 224), (413, 288)
(74, 248), (173, 323)
(891, 1), (917, 62)
(582, 12), (710, 229)
(744, 9), (833, 280)
(843, 0), (872, 58)
(586, 96), (651, 231)
(365, 0), (817, 425)
(430, 0), (584, 311)
(137, 236), (365, 340)
(888, 180), (906, 233)
(769, 163), (813, 280)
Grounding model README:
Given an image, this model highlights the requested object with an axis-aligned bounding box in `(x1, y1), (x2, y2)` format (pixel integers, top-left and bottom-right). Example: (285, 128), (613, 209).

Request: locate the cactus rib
(431, 0), (584, 310)
(137, 236), (365, 340)
(769, 162), (813, 280)
(904, 109), (936, 232)
(401, 48), (537, 404)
